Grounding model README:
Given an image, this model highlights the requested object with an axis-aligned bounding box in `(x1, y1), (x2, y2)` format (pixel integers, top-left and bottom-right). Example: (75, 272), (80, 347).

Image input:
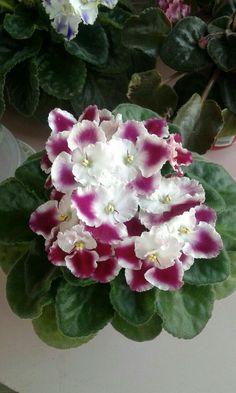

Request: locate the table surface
(1, 108), (236, 393)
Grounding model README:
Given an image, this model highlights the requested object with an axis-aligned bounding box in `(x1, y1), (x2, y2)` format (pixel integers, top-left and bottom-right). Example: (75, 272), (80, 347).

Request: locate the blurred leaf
(33, 304), (95, 349)
(160, 17), (212, 72)
(157, 284), (214, 339)
(38, 46), (87, 100)
(207, 34), (236, 72)
(64, 23), (109, 66)
(174, 73), (207, 108)
(174, 93), (224, 153)
(213, 0), (236, 17)
(217, 109), (236, 138)
(113, 103), (159, 121)
(216, 209), (236, 252)
(0, 382), (18, 393)
(0, 73), (5, 118)
(6, 58), (39, 116)
(207, 16), (230, 33)
(4, 6), (37, 39)
(56, 282), (113, 337)
(61, 267), (95, 287)
(110, 272), (156, 325)
(112, 312), (162, 342)
(127, 69), (178, 117)
(98, 5), (131, 29)
(213, 252), (236, 300)
(122, 7), (171, 56)
(0, 241), (30, 274)
(219, 73), (236, 115)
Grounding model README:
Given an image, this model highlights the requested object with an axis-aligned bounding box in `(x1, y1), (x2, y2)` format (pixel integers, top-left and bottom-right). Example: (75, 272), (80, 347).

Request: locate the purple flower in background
(158, 0), (191, 23)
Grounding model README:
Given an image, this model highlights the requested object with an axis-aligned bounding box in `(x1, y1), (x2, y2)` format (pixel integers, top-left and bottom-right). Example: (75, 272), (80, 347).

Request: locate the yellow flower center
(58, 214), (68, 222)
(75, 241), (85, 251)
(124, 153), (134, 165)
(178, 226), (190, 235)
(147, 254), (158, 263)
(104, 203), (115, 214)
(159, 194), (172, 204)
(81, 157), (91, 167)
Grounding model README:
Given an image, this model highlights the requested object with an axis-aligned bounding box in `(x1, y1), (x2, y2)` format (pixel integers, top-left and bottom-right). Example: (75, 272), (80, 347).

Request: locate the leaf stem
(0, 0), (15, 11)
(201, 69), (221, 103)
(161, 71), (185, 86)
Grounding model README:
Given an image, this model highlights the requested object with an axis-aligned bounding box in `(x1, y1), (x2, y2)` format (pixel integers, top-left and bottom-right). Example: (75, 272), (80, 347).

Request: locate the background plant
(123, 0), (236, 153)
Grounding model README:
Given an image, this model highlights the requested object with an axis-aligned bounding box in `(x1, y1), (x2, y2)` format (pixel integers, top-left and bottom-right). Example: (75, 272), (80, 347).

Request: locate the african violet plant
(0, 103), (236, 348)
(122, 0), (236, 153)
(0, 0), (154, 121)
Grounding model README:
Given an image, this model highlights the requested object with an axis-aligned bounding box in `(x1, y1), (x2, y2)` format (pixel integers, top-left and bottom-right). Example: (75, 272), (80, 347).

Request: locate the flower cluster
(30, 105), (223, 292)
(158, 0), (191, 23)
(42, 0), (118, 40)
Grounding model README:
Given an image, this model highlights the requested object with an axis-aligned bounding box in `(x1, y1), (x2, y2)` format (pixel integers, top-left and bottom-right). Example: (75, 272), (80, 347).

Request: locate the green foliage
(0, 382), (18, 393)
(113, 103), (159, 121)
(0, 241), (30, 274)
(213, 252), (236, 300)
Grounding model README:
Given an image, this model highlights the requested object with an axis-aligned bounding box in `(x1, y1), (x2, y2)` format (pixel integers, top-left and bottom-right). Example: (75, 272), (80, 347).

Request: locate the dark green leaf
(127, 69), (178, 117)
(4, 7), (36, 39)
(0, 73), (5, 118)
(0, 178), (42, 242)
(0, 241), (30, 274)
(110, 272), (156, 325)
(207, 16), (230, 33)
(207, 34), (236, 72)
(160, 17), (212, 72)
(56, 282), (113, 337)
(15, 151), (48, 200)
(213, 0), (236, 17)
(217, 109), (236, 138)
(216, 209), (236, 251)
(157, 284), (214, 338)
(33, 304), (95, 349)
(184, 159), (236, 207)
(38, 46), (87, 100)
(213, 251), (236, 299)
(113, 103), (159, 121)
(219, 73), (236, 115)
(98, 5), (131, 29)
(112, 312), (162, 342)
(64, 23), (108, 66)
(174, 72), (207, 109)
(122, 7), (171, 56)
(174, 93), (224, 154)
(6, 58), (39, 116)
(0, 28), (41, 75)
(62, 267), (95, 287)
(0, 382), (18, 393)
(34, 90), (74, 124)
(184, 250), (230, 285)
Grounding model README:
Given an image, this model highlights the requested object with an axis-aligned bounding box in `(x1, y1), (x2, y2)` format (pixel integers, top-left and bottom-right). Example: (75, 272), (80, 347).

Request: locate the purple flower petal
(115, 239), (142, 270)
(179, 252), (194, 271)
(46, 131), (71, 162)
(48, 241), (67, 266)
(144, 260), (184, 290)
(65, 249), (98, 278)
(51, 152), (76, 193)
(71, 188), (97, 226)
(68, 120), (106, 150)
(194, 205), (216, 225)
(137, 135), (170, 177)
(29, 200), (59, 238)
(86, 222), (128, 244)
(92, 258), (120, 283)
(40, 152), (51, 174)
(48, 108), (76, 133)
(125, 262), (153, 292)
(183, 222), (223, 259)
(96, 241), (112, 261)
(116, 120), (146, 143)
(130, 173), (160, 195)
(79, 105), (99, 122)
(125, 216), (146, 236)
(144, 118), (169, 137)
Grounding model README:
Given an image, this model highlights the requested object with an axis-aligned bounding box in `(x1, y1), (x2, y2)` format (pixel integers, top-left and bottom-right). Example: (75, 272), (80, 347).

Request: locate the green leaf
(6, 58), (39, 116)
(0, 73), (5, 118)
(6, 238), (59, 319)
(184, 159), (236, 207)
(113, 103), (159, 121)
(157, 284), (215, 339)
(4, 6), (36, 39)
(98, 5), (131, 29)
(0, 27), (41, 75)
(127, 69), (178, 117)
(184, 250), (230, 285)
(110, 272), (156, 326)
(64, 23), (109, 66)
(38, 46), (87, 100)
(15, 151), (48, 200)
(207, 34), (236, 72)
(56, 282), (113, 337)
(0, 382), (18, 393)
(174, 93), (224, 154)
(213, 252), (236, 300)
(160, 17), (211, 72)
(62, 267), (95, 287)
(32, 304), (95, 349)
(213, 0), (236, 17)
(217, 109), (236, 138)
(0, 178), (42, 242)
(207, 16), (230, 33)
(112, 312), (162, 342)
(219, 73), (236, 115)
(0, 241), (30, 274)
(122, 7), (171, 56)
(174, 72), (207, 109)
(216, 209), (236, 252)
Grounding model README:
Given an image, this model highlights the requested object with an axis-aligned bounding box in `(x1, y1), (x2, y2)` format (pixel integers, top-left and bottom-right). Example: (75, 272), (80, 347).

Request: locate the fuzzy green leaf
(207, 34), (236, 72)
(219, 73), (236, 115)
(160, 17), (211, 72)
(113, 103), (159, 121)
(110, 272), (156, 326)
(122, 7), (171, 56)
(4, 7), (36, 39)
(174, 93), (224, 154)
(0, 241), (30, 274)
(61, 267), (95, 287)
(56, 282), (113, 337)
(213, 252), (236, 300)
(33, 304), (95, 349)
(157, 284), (215, 339)
(112, 312), (162, 342)
(217, 109), (236, 138)
(127, 69), (178, 117)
